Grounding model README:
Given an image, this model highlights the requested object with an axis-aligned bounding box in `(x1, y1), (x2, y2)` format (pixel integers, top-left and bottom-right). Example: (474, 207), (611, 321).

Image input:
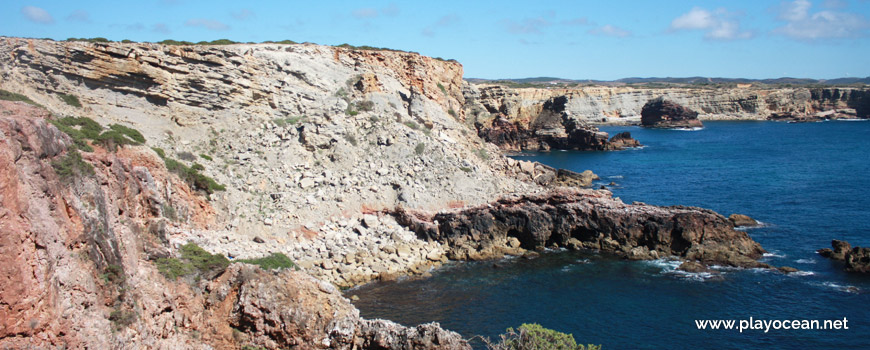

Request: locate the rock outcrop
(641, 98), (703, 128)
(394, 188), (766, 268)
(0, 100), (468, 349)
(473, 96), (640, 151)
(464, 83), (870, 127)
(818, 240), (870, 273)
(728, 214), (758, 227)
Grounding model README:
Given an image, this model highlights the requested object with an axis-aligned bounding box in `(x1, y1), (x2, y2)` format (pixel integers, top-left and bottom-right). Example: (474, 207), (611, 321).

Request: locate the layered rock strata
(394, 188), (767, 268)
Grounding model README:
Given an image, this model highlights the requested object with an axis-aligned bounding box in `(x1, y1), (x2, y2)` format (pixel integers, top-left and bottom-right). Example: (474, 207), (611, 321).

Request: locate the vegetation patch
(66, 37), (111, 43)
(0, 89), (41, 107)
(487, 323), (601, 350)
(155, 243), (230, 281)
(415, 142), (426, 155)
(52, 148), (95, 181)
(273, 116), (306, 127)
(475, 148), (491, 160)
(199, 154), (213, 161)
(460, 166), (472, 173)
(404, 121), (419, 130)
(164, 158), (226, 195)
(238, 253), (298, 270)
(59, 93), (82, 107)
(438, 83), (447, 94)
(109, 308), (137, 331)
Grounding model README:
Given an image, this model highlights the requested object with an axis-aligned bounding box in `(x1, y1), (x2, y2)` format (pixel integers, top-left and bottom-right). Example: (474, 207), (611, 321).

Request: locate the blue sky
(2, 0), (870, 80)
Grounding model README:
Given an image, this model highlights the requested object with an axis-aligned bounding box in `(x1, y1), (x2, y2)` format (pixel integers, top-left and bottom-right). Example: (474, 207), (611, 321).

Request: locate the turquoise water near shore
(349, 120), (870, 349)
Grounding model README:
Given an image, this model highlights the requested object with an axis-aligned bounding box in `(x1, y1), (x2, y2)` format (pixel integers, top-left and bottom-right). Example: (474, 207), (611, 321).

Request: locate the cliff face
(0, 100), (469, 349)
(1, 38), (546, 287)
(465, 83), (870, 128)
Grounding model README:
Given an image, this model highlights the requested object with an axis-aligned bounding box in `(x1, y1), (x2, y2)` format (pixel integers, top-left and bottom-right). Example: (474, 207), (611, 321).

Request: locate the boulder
(641, 97), (703, 129)
(818, 240), (870, 273)
(608, 131), (641, 148)
(728, 214), (758, 227)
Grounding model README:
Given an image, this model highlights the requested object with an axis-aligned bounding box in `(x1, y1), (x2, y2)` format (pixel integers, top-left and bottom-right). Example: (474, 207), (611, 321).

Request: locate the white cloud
(232, 9), (254, 21)
(561, 17), (590, 26)
(422, 14), (460, 37)
(66, 10), (90, 22)
(152, 23), (171, 34)
(352, 8), (378, 19)
(588, 24), (631, 38)
(503, 17), (551, 35)
(773, 0), (869, 40)
(382, 3), (399, 17)
(185, 19), (229, 31)
(21, 6), (54, 24)
(670, 7), (753, 40)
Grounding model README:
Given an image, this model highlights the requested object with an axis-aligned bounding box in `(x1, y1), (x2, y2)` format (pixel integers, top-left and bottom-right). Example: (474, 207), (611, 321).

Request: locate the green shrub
(52, 149), (95, 181)
(109, 308), (137, 330)
(95, 130), (137, 151)
(438, 83), (447, 94)
(155, 243), (230, 280)
(344, 134), (358, 146)
(59, 93), (82, 107)
(238, 253), (298, 270)
(0, 89), (41, 107)
(159, 39), (195, 46)
(199, 154), (213, 161)
(460, 166), (472, 173)
(487, 324), (601, 350)
(415, 142), (426, 155)
(195, 39), (237, 45)
(475, 148), (490, 160)
(152, 147), (166, 159)
(177, 151), (196, 161)
(448, 108), (457, 117)
(356, 100), (374, 112)
(263, 39), (297, 44)
(162, 157), (226, 195)
(109, 124), (146, 143)
(404, 121), (419, 130)
(66, 37), (111, 43)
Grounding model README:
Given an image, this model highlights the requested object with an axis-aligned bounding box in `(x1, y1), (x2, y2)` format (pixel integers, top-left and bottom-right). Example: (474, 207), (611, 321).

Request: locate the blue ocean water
(348, 121), (870, 349)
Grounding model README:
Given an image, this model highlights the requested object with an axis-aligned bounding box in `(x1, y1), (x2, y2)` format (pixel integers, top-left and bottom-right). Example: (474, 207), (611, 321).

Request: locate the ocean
(348, 120), (870, 349)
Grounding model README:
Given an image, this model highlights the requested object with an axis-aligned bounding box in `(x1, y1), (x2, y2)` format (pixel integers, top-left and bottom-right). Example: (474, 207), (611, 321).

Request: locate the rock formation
(474, 96), (640, 151)
(818, 240), (870, 273)
(0, 100), (469, 349)
(394, 188), (766, 268)
(641, 97), (703, 128)
(0, 37), (774, 348)
(728, 214), (758, 227)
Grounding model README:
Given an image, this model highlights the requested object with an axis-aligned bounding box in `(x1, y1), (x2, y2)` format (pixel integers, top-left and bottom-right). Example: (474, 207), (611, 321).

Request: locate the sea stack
(641, 97), (704, 129)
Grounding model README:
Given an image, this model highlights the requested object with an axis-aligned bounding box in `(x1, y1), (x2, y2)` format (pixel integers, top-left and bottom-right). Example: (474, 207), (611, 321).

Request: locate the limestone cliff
(464, 83), (870, 132)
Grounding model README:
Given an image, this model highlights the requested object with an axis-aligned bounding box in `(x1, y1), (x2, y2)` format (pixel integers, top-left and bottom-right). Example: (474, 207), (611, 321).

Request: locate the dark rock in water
(778, 266), (799, 274)
(768, 112), (823, 123)
(818, 240), (870, 273)
(394, 188), (767, 268)
(729, 214), (758, 227)
(678, 261), (712, 273)
(641, 97), (703, 129)
(609, 131), (641, 148)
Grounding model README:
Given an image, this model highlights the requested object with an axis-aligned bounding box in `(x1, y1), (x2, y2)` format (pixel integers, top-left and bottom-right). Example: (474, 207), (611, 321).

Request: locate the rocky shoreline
(818, 240), (870, 273)
(0, 37), (820, 349)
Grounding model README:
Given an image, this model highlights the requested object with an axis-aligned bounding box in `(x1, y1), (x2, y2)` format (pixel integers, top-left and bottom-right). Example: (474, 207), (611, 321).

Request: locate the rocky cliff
(0, 38), (771, 348)
(463, 83), (870, 146)
(0, 100), (469, 349)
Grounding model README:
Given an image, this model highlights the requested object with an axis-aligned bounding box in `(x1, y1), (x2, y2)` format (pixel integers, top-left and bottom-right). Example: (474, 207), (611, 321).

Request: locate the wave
(836, 118), (869, 122)
(795, 258), (816, 264)
(763, 252), (786, 258)
(608, 175), (624, 179)
(787, 271), (815, 277)
(673, 127), (704, 131)
(816, 282), (860, 294)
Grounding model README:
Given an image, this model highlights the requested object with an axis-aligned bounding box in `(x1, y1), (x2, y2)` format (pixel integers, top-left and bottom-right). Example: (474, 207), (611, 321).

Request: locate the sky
(2, 0), (870, 80)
